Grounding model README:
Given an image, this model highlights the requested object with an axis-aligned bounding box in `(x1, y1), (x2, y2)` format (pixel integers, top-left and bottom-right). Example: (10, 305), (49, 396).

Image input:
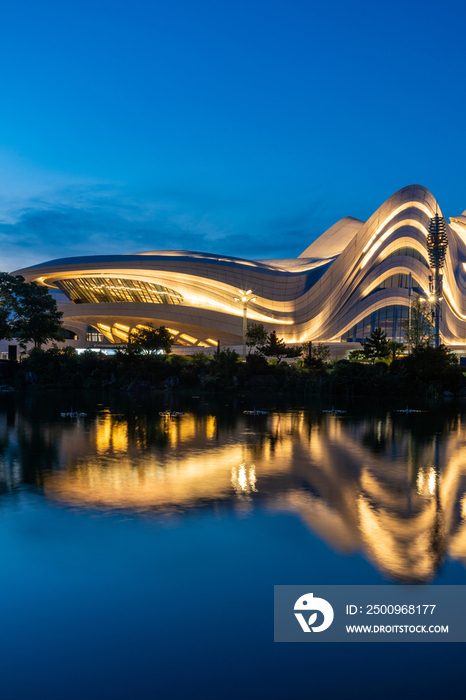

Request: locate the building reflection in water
(1, 401), (466, 583)
(231, 464), (257, 494)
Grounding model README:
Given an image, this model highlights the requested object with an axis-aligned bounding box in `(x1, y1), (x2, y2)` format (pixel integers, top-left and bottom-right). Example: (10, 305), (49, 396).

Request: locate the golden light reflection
(231, 464), (257, 494)
(36, 408), (466, 583)
(461, 494), (466, 520)
(205, 416), (216, 440)
(417, 466), (437, 497)
(96, 414), (128, 453)
(45, 448), (265, 510)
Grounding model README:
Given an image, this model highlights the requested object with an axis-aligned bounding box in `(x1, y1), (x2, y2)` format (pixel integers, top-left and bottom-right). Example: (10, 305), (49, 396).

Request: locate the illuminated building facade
(12, 184), (466, 350)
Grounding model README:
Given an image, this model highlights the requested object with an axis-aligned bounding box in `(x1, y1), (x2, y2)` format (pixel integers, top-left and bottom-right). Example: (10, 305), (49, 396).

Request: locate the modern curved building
(12, 184), (466, 351)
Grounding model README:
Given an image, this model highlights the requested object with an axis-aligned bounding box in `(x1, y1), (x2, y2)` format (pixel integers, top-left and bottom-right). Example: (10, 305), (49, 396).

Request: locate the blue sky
(1, 0), (465, 271)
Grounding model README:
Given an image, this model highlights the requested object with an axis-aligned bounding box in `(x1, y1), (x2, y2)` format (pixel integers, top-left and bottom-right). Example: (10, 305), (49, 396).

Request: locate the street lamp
(407, 272), (412, 354)
(234, 289), (256, 359)
(420, 294), (437, 342)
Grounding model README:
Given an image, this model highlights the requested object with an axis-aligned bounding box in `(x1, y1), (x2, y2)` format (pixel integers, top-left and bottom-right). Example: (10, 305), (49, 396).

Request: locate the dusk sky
(1, 0), (466, 272)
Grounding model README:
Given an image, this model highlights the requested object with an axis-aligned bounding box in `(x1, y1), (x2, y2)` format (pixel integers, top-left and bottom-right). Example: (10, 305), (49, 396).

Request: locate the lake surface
(1, 392), (465, 699)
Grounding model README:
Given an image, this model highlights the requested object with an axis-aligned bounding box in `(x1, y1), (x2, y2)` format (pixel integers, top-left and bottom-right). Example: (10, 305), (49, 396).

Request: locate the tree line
(1, 269), (461, 399)
(245, 322), (330, 367)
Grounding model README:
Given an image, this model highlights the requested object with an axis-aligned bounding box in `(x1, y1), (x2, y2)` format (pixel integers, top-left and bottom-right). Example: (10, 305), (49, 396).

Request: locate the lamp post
(407, 272), (412, 354)
(234, 289), (256, 360)
(420, 293), (436, 344)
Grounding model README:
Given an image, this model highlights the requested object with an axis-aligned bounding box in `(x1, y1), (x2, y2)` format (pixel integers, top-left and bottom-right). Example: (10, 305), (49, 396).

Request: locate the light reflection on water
(1, 395), (466, 584)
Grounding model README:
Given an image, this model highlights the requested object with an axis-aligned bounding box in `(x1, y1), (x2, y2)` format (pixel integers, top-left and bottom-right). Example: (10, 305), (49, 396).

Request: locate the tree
(410, 344), (458, 380)
(13, 281), (64, 349)
(129, 324), (173, 354)
(402, 295), (434, 349)
(285, 345), (303, 359)
(361, 327), (390, 363)
(245, 322), (268, 353)
(261, 330), (288, 361)
(302, 342), (331, 369)
(347, 349), (366, 362)
(0, 272), (19, 341)
(0, 303), (12, 342)
(210, 348), (240, 380)
(0, 273), (64, 349)
(389, 341), (405, 362)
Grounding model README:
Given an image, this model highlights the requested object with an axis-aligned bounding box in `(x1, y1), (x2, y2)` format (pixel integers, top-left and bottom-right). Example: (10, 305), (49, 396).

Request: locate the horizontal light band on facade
(383, 246), (429, 268)
(180, 334), (197, 343)
(362, 201), (433, 254)
(362, 272), (423, 298)
(114, 323), (130, 331)
(113, 328), (128, 339)
(361, 220), (429, 269)
(206, 339), (218, 345)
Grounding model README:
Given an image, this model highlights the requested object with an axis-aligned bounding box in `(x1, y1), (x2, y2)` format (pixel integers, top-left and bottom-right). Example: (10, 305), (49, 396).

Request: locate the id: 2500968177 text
(347, 605), (436, 615)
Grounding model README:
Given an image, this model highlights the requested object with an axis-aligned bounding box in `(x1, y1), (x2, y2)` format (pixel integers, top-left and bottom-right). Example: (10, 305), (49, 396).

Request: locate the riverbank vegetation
(0, 273), (464, 398)
(6, 324), (465, 399)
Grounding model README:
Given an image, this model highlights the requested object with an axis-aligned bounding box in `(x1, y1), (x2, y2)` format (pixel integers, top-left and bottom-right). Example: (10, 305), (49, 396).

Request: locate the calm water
(1, 392), (465, 699)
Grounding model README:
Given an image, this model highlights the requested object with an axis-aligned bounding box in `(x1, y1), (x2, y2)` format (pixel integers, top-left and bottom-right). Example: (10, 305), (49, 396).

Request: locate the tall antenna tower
(426, 207), (448, 347)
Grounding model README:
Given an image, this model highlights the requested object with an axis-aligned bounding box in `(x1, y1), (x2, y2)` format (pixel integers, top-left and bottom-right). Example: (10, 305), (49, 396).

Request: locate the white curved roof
(450, 214), (466, 228)
(298, 216), (365, 259)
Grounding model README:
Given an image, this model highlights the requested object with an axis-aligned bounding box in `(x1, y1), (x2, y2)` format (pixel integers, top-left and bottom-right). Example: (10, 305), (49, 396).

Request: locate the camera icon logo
(294, 593), (334, 632)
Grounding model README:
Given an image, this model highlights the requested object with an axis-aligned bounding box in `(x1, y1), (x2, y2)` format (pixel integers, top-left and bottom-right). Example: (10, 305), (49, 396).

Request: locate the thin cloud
(0, 184), (330, 271)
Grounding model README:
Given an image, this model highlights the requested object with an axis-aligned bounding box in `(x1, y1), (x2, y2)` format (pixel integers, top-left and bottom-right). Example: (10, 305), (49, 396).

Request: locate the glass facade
(341, 304), (409, 342)
(86, 326), (104, 342)
(56, 278), (184, 305)
(49, 288), (72, 304)
(62, 329), (78, 340)
(384, 247), (429, 267)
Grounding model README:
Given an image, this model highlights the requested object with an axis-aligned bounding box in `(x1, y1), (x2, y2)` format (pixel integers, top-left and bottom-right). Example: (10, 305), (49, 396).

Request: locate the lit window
(86, 326), (104, 342)
(55, 278), (184, 305)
